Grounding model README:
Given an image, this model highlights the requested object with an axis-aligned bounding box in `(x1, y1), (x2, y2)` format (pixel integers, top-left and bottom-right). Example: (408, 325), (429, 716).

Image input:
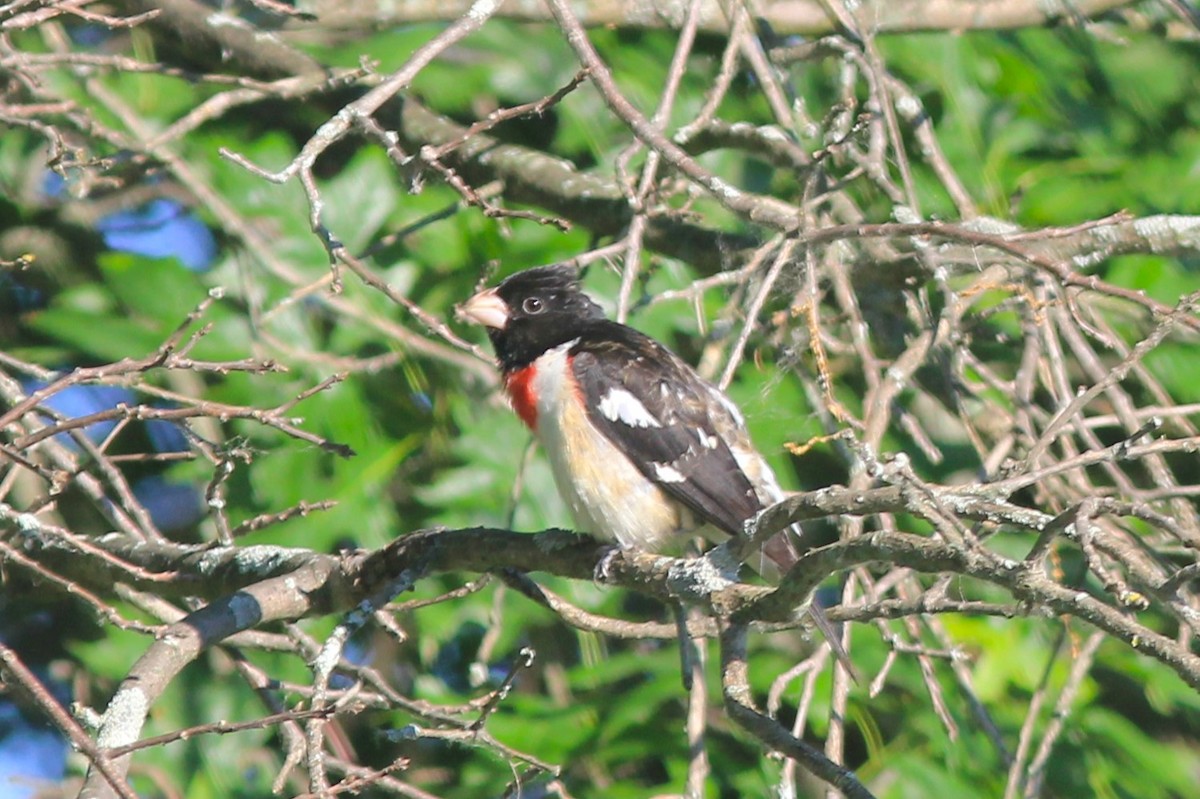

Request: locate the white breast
(530, 342), (683, 551)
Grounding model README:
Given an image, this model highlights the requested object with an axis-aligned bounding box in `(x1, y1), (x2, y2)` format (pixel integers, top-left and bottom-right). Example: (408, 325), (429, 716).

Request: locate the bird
(457, 263), (848, 662)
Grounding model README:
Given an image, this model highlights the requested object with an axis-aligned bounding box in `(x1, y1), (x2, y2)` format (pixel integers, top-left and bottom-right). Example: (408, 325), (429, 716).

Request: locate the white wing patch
(598, 387), (662, 428)
(653, 462), (687, 483)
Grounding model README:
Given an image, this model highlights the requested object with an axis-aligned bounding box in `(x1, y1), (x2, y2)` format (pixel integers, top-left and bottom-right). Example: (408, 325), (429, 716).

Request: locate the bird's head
(457, 263), (606, 368)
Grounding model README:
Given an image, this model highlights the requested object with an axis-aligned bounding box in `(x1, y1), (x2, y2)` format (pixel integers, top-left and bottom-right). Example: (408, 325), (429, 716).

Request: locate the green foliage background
(3, 9), (1200, 798)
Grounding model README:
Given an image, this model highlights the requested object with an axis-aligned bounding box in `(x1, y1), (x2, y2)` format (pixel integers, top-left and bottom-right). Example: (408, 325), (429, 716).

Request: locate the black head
(458, 264), (607, 368)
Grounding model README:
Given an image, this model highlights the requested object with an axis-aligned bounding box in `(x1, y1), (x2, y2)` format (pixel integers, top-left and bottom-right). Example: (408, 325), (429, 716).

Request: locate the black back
(569, 323), (762, 535)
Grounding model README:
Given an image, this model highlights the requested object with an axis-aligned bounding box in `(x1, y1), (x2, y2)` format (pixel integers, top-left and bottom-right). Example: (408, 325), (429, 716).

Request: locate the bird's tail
(760, 530), (858, 681)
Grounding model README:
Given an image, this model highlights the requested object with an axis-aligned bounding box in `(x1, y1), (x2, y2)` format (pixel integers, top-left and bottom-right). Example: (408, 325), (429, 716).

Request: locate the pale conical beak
(456, 287), (510, 330)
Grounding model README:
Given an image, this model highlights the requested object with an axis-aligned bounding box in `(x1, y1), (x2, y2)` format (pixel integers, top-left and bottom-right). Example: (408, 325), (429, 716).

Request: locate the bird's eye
(522, 297), (544, 314)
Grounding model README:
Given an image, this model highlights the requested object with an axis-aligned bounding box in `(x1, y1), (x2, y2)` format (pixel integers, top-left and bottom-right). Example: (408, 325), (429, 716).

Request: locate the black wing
(570, 322), (762, 536)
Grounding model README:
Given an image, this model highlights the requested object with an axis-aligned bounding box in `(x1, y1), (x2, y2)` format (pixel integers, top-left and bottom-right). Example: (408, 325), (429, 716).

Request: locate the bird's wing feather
(570, 327), (761, 536)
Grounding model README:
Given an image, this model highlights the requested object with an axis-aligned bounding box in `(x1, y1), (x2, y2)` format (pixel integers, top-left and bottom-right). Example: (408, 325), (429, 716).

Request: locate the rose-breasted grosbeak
(458, 263), (807, 574)
(459, 264), (853, 671)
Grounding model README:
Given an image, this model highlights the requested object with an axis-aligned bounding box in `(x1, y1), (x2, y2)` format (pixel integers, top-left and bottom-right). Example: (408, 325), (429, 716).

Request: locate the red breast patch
(504, 366), (538, 430)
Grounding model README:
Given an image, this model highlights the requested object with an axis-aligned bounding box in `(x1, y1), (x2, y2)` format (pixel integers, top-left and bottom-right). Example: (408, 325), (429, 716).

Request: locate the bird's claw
(593, 545), (621, 583)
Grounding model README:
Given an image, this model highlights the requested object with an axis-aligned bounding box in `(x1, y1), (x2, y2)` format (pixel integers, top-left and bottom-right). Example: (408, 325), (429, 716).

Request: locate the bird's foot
(593, 545), (621, 584)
